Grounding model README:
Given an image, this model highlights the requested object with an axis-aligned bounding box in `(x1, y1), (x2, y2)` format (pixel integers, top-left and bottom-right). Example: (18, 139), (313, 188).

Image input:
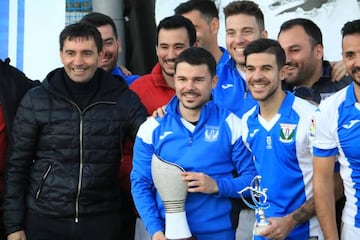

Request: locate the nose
(235, 32), (245, 44)
(184, 79), (195, 90)
(252, 69), (264, 80)
(167, 47), (177, 59)
(284, 50), (292, 65)
(355, 53), (360, 66)
(73, 53), (84, 66)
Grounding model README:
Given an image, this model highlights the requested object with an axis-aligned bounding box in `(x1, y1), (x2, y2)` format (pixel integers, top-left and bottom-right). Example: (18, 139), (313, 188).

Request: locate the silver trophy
(238, 175), (270, 235)
(151, 154), (192, 239)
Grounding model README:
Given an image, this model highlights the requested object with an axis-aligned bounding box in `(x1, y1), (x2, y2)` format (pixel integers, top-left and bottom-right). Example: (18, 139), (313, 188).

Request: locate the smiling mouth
(234, 47), (244, 54)
(72, 67), (86, 73)
(251, 83), (267, 89)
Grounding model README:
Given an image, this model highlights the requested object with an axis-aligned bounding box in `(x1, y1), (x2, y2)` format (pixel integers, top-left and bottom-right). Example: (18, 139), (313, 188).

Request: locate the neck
(236, 63), (245, 72)
(259, 90), (286, 121)
(179, 106), (201, 123)
(163, 72), (175, 89)
(209, 45), (223, 63)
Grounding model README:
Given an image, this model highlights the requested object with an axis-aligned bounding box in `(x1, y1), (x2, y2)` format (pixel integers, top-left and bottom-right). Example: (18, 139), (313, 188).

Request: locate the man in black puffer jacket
(3, 22), (147, 240)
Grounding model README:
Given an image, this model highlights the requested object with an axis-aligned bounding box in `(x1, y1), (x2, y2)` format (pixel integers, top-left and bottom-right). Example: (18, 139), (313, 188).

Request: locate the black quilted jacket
(3, 68), (147, 235)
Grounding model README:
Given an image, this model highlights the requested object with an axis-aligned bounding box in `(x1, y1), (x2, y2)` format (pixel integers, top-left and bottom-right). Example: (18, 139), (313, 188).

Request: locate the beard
(350, 66), (360, 86)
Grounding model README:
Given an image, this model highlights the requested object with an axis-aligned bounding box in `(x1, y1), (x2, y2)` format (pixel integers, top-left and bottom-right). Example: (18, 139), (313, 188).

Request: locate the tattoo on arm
(292, 197), (315, 224)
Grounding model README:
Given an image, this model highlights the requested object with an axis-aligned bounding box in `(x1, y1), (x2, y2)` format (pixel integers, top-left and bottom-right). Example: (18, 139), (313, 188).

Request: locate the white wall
(155, 0), (360, 61)
(7, 0), (65, 80)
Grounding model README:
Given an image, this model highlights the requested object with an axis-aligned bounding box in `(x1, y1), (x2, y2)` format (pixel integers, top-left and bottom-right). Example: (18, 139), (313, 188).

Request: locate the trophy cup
(151, 154), (192, 240)
(238, 175), (270, 235)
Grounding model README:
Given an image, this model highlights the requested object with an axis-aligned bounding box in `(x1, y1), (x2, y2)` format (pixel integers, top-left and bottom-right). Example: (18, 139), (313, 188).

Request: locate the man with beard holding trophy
(241, 38), (323, 240)
(131, 47), (257, 240)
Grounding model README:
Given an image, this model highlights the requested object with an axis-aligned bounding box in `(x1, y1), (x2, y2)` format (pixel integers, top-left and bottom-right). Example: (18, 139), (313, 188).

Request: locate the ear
(59, 51), (65, 64)
(279, 65), (288, 80)
(261, 30), (268, 39)
(211, 75), (219, 89)
(98, 50), (105, 61)
(314, 44), (323, 60)
(155, 45), (159, 56)
(210, 17), (220, 34)
(117, 39), (122, 54)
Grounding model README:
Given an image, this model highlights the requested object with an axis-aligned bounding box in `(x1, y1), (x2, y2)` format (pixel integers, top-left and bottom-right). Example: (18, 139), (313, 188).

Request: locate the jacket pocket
(35, 164), (52, 200)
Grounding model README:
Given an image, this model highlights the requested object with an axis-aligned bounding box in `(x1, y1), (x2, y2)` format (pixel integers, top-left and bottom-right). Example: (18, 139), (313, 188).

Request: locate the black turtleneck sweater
(63, 72), (99, 110)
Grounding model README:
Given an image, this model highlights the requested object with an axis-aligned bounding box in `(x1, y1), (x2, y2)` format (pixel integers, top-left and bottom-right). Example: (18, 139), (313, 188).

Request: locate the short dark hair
(341, 19), (360, 38)
(223, 1), (265, 32)
(80, 12), (118, 39)
(156, 15), (196, 46)
(244, 39), (286, 69)
(175, 47), (216, 77)
(174, 0), (219, 22)
(278, 18), (323, 47)
(59, 22), (103, 52)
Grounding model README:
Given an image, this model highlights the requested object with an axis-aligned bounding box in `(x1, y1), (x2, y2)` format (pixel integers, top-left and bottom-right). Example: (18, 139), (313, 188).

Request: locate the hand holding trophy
(239, 175), (270, 235)
(151, 154), (192, 240)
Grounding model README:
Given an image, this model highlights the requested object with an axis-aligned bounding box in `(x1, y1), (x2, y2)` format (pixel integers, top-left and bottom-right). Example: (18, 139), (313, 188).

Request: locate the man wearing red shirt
(120, 15), (196, 240)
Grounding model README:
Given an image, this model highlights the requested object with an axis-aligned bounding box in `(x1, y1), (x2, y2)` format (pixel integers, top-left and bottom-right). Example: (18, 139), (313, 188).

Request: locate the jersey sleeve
(312, 104), (339, 157)
(130, 118), (164, 237)
(216, 113), (257, 198)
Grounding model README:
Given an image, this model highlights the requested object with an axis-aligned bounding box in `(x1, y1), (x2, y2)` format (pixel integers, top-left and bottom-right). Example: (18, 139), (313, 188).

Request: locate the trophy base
(165, 211), (192, 239)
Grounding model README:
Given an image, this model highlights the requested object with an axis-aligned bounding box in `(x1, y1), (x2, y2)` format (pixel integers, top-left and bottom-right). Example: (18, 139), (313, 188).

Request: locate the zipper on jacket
(75, 116), (84, 223)
(73, 101), (116, 223)
(35, 164), (52, 199)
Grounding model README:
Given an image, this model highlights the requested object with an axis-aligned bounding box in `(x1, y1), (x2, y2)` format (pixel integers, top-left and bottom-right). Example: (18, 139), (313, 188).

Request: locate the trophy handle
(238, 175), (271, 235)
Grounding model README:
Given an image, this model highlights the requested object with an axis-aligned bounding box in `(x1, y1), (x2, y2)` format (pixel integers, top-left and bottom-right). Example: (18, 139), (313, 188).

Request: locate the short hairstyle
(278, 18), (323, 47)
(59, 22), (103, 52)
(223, 1), (265, 32)
(341, 19), (360, 38)
(80, 12), (118, 39)
(156, 15), (196, 46)
(175, 47), (216, 77)
(244, 38), (286, 69)
(174, 0), (219, 22)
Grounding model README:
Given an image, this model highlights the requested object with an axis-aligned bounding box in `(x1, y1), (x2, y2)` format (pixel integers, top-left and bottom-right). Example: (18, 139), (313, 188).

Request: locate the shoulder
(293, 96), (317, 112)
(130, 73), (153, 91)
(137, 117), (161, 143)
(318, 86), (348, 112)
(242, 105), (257, 122)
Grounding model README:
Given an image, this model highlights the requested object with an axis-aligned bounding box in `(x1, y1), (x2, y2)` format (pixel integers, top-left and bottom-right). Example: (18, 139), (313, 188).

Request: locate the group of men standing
(0, 1), (359, 240)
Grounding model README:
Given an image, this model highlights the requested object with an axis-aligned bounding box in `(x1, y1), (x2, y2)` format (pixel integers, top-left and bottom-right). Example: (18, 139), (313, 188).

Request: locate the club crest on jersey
(310, 118), (316, 138)
(279, 123), (297, 143)
(204, 125), (219, 142)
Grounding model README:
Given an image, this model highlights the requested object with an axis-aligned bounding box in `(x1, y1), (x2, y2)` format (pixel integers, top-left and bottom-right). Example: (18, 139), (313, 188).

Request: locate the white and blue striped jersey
(313, 83), (360, 228)
(242, 92), (323, 240)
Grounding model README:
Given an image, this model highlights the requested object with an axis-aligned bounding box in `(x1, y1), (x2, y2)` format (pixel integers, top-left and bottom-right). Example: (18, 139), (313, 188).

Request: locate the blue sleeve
(130, 136), (164, 237)
(313, 146), (338, 157)
(216, 137), (257, 198)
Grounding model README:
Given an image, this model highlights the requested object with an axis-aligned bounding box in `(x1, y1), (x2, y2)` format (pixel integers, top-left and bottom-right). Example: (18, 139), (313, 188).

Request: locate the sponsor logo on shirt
(342, 120), (360, 129)
(279, 123), (297, 143)
(204, 125), (219, 142)
(249, 129), (259, 138)
(159, 131), (173, 140)
(221, 84), (234, 89)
